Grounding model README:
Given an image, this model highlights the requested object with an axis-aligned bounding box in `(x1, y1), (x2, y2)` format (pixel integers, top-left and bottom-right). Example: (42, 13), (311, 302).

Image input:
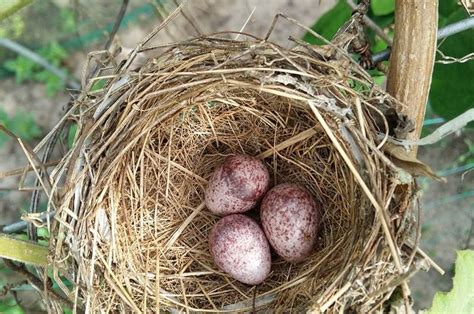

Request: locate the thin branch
(88, 0), (129, 79)
(0, 38), (80, 90)
(27, 124), (62, 242)
(346, 0), (393, 46)
(436, 49), (474, 64)
(438, 16), (474, 39)
(104, 0), (130, 51)
(373, 17), (474, 63)
(2, 210), (56, 234)
(2, 259), (75, 309)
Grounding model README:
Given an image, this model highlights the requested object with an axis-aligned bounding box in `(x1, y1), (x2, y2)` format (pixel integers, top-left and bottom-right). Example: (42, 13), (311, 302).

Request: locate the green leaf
(60, 9), (76, 34)
(40, 42), (67, 65)
(2, 41), (68, 96)
(428, 250), (474, 314)
(45, 74), (64, 97)
(373, 75), (385, 87)
(11, 113), (41, 139)
(429, 10), (474, 124)
(2, 109), (42, 141)
(91, 78), (107, 92)
(0, 297), (24, 314)
(438, 0), (460, 26)
(371, 29), (394, 53)
(302, 0), (352, 46)
(0, 108), (10, 146)
(63, 308), (73, 314)
(369, 13), (395, 29)
(4, 57), (38, 84)
(37, 227), (50, 238)
(371, 0), (395, 16)
(67, 123), (77, 149)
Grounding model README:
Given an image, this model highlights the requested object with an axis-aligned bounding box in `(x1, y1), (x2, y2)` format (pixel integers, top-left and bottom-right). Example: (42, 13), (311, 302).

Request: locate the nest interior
(48, 29), (420, 312)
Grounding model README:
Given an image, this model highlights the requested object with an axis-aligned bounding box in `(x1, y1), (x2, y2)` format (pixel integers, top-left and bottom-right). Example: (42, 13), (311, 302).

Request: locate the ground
(0, 0), (472, 311)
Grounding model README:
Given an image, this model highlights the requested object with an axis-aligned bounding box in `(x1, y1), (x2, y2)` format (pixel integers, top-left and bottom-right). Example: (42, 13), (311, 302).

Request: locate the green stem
(0, 0), (34, 21)
(0, 234), (48, 266)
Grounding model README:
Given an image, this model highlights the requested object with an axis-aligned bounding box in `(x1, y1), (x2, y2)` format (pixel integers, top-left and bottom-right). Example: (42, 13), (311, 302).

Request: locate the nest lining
(48, 33), (419, 312)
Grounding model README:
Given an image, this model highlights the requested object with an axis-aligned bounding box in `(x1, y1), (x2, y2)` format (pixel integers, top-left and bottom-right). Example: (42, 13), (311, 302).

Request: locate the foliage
(303, 0), (395, 49)
(427, 250), (474, 313)
(67, 123), (77, 149)
(301, 0), (394, 89)
(0, 107), (41, 146)
(0, 297), (23, 314)
(302, 0), (351, 46)
(0, 14), (25, 39)
(430, 2), (474, 122)
(3, 41), (68, 96)
(302, 0), (472, 125)
(59, 8), (76, 34)
(370, 0), (394, 16)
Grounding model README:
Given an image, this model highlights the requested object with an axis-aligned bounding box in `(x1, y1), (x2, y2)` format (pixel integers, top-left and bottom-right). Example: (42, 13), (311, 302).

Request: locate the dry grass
(37, 12), (433, 313)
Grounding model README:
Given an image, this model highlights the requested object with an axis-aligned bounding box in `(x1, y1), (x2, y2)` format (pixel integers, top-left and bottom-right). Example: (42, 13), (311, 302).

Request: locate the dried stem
(386, 0), (438, 153)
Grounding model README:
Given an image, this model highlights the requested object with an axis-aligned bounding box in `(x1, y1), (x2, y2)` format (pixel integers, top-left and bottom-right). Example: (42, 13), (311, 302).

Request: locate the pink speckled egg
(205, 154), (270, 215)
(209, 214), (271, 285)
(260, 183), (320, 263)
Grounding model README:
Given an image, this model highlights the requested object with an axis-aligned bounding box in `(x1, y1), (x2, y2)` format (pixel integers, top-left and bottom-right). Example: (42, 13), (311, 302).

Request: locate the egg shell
(260, 183), (320, 263)
(209, 214), (271, 285)
(205, 154), (270, 215)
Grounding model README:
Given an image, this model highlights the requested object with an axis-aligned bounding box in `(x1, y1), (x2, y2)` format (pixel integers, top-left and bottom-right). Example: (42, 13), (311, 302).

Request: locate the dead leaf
(383, 143), (446, 182)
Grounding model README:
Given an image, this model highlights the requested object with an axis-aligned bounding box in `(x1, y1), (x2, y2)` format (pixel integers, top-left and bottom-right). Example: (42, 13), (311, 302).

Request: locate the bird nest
(43, 14), (437, 313)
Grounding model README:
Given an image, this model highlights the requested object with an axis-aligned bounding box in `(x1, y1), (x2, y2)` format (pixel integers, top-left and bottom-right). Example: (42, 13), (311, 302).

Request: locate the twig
(104, 0), (130, 51)
(404, 241), (445, 275)
(88, 0), (129, 79)
(0, 38), (80, 90)
(346, 0), (393, 46)
(173, 0), (202, 36)
(27, 124), (61, 242)
(2, 259), (75, 309)
(2, 210), (56, 234)
(373, 17), (474, 64)
(436, 48), (474, 64)
(0, 280), (28, 312)
(0, 160), (59, 179)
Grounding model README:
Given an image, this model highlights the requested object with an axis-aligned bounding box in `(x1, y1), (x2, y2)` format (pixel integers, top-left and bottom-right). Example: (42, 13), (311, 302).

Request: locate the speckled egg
(209, 214), (271, 285)
(205, 154), (270, 215)
(260, 183), (320, 263)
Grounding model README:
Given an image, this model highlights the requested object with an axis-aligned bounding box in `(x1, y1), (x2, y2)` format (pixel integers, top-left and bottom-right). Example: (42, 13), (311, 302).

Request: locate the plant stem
(3, 259), (75, 309)
(386, 0), (438, 150)
(346, 0), (393, 46)
(0, 234), (48, 266)
(0, 38), (80, 90)
(373, 17), (474, 64)
(0, 0), (33, 20)
(2, 211), (56, 234)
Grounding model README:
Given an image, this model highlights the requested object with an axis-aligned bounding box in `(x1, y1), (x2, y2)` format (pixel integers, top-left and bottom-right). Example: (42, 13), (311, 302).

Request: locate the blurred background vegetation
(0, 0), (472, 312)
